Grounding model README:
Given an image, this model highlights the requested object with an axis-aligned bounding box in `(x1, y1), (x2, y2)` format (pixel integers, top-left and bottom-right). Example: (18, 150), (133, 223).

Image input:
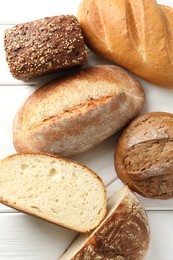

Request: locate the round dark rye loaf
(115, 112), (173, 199)
(4, 15), (87, 80)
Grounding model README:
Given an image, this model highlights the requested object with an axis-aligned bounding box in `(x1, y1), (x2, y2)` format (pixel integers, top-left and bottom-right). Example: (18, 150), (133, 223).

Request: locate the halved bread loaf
(60, 187), (150, 259)
(0, 153), (106, 233)
(13, 65), (145, 157)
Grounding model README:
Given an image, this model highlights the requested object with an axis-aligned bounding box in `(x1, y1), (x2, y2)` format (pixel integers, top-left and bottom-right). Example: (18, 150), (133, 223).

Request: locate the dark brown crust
(0, 153), (106, 233)
(60, 188), (150, 259)
(114, 112), (173, 199)
(13, 65), (144, 157)
(4, 15), (87, 80)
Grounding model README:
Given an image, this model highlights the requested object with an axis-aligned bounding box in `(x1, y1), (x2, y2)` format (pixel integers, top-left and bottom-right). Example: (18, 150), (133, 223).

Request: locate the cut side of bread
(60, 186), (150, 259)
(0, 154), (106, 233)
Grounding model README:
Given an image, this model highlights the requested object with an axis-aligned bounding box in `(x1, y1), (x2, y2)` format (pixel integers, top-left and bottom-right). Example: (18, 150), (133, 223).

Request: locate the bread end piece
(4, 15), (87, 80)
(60, 186), (150, 259)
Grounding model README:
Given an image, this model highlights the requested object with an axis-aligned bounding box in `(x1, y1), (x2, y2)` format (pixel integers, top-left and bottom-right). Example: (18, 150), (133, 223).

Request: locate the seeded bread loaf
(0, 153), (106, 233)
(4, 15), (87, 80)
(60, 186), (150, 259)
(13, 65), (145, 157)
(114, 112), (173, 199)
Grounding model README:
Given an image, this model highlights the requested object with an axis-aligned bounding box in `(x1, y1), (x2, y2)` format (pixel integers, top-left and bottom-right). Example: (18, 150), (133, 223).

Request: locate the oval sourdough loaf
(13, 65), (145, 157)
(4, 15), (87, 80)
(77, 0), (173, 87)
(0, 153), (106, 233)
(115, 112), (173, 199)
(60, 186), (150, 259)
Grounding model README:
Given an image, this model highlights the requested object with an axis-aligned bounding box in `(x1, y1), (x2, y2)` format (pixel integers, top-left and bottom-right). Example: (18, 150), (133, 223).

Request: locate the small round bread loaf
(4, 15), (87, 80)
(114, 112), (173, 199)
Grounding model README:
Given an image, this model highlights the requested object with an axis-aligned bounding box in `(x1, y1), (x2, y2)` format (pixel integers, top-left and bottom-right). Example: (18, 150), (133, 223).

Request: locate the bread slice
(60, 187), (150, 259)
(0, 153), (106, 233)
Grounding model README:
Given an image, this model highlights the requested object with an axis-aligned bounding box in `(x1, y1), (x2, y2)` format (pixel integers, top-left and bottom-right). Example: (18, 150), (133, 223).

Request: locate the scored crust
(13, 65), (144, 157)
(114, 112), (173, 199)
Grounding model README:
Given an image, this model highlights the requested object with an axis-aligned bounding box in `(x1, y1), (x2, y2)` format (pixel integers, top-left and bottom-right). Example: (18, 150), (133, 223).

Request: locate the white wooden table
(0, 1), (173, 259)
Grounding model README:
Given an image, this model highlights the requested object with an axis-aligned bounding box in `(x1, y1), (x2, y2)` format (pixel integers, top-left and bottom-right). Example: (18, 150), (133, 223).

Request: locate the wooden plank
(72, 133), (120, 186)
(0, 86), (38, 160)
(0, 0), (172, 24)
(0, 213), (77, 260)
(0, 204), (17, 213)
(0, 211), (173, 259)
(146, 211), (173, 260)
(0, 0), (82, 24)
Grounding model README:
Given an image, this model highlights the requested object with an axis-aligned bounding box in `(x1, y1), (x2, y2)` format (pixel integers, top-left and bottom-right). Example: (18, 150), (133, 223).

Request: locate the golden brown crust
(4, 15), (87, 80)
(13, 65), (144, 157)
(77, 0), (173, 87)
(114, 112), (173, 199)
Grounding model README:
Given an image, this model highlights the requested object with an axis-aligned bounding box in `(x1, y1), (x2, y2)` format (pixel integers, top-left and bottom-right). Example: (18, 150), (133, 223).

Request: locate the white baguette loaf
(0, 153), (106, 233)
(13, 65), (144, 157)
(60, 187), (150, 259)
(77, 0), (173, 88)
